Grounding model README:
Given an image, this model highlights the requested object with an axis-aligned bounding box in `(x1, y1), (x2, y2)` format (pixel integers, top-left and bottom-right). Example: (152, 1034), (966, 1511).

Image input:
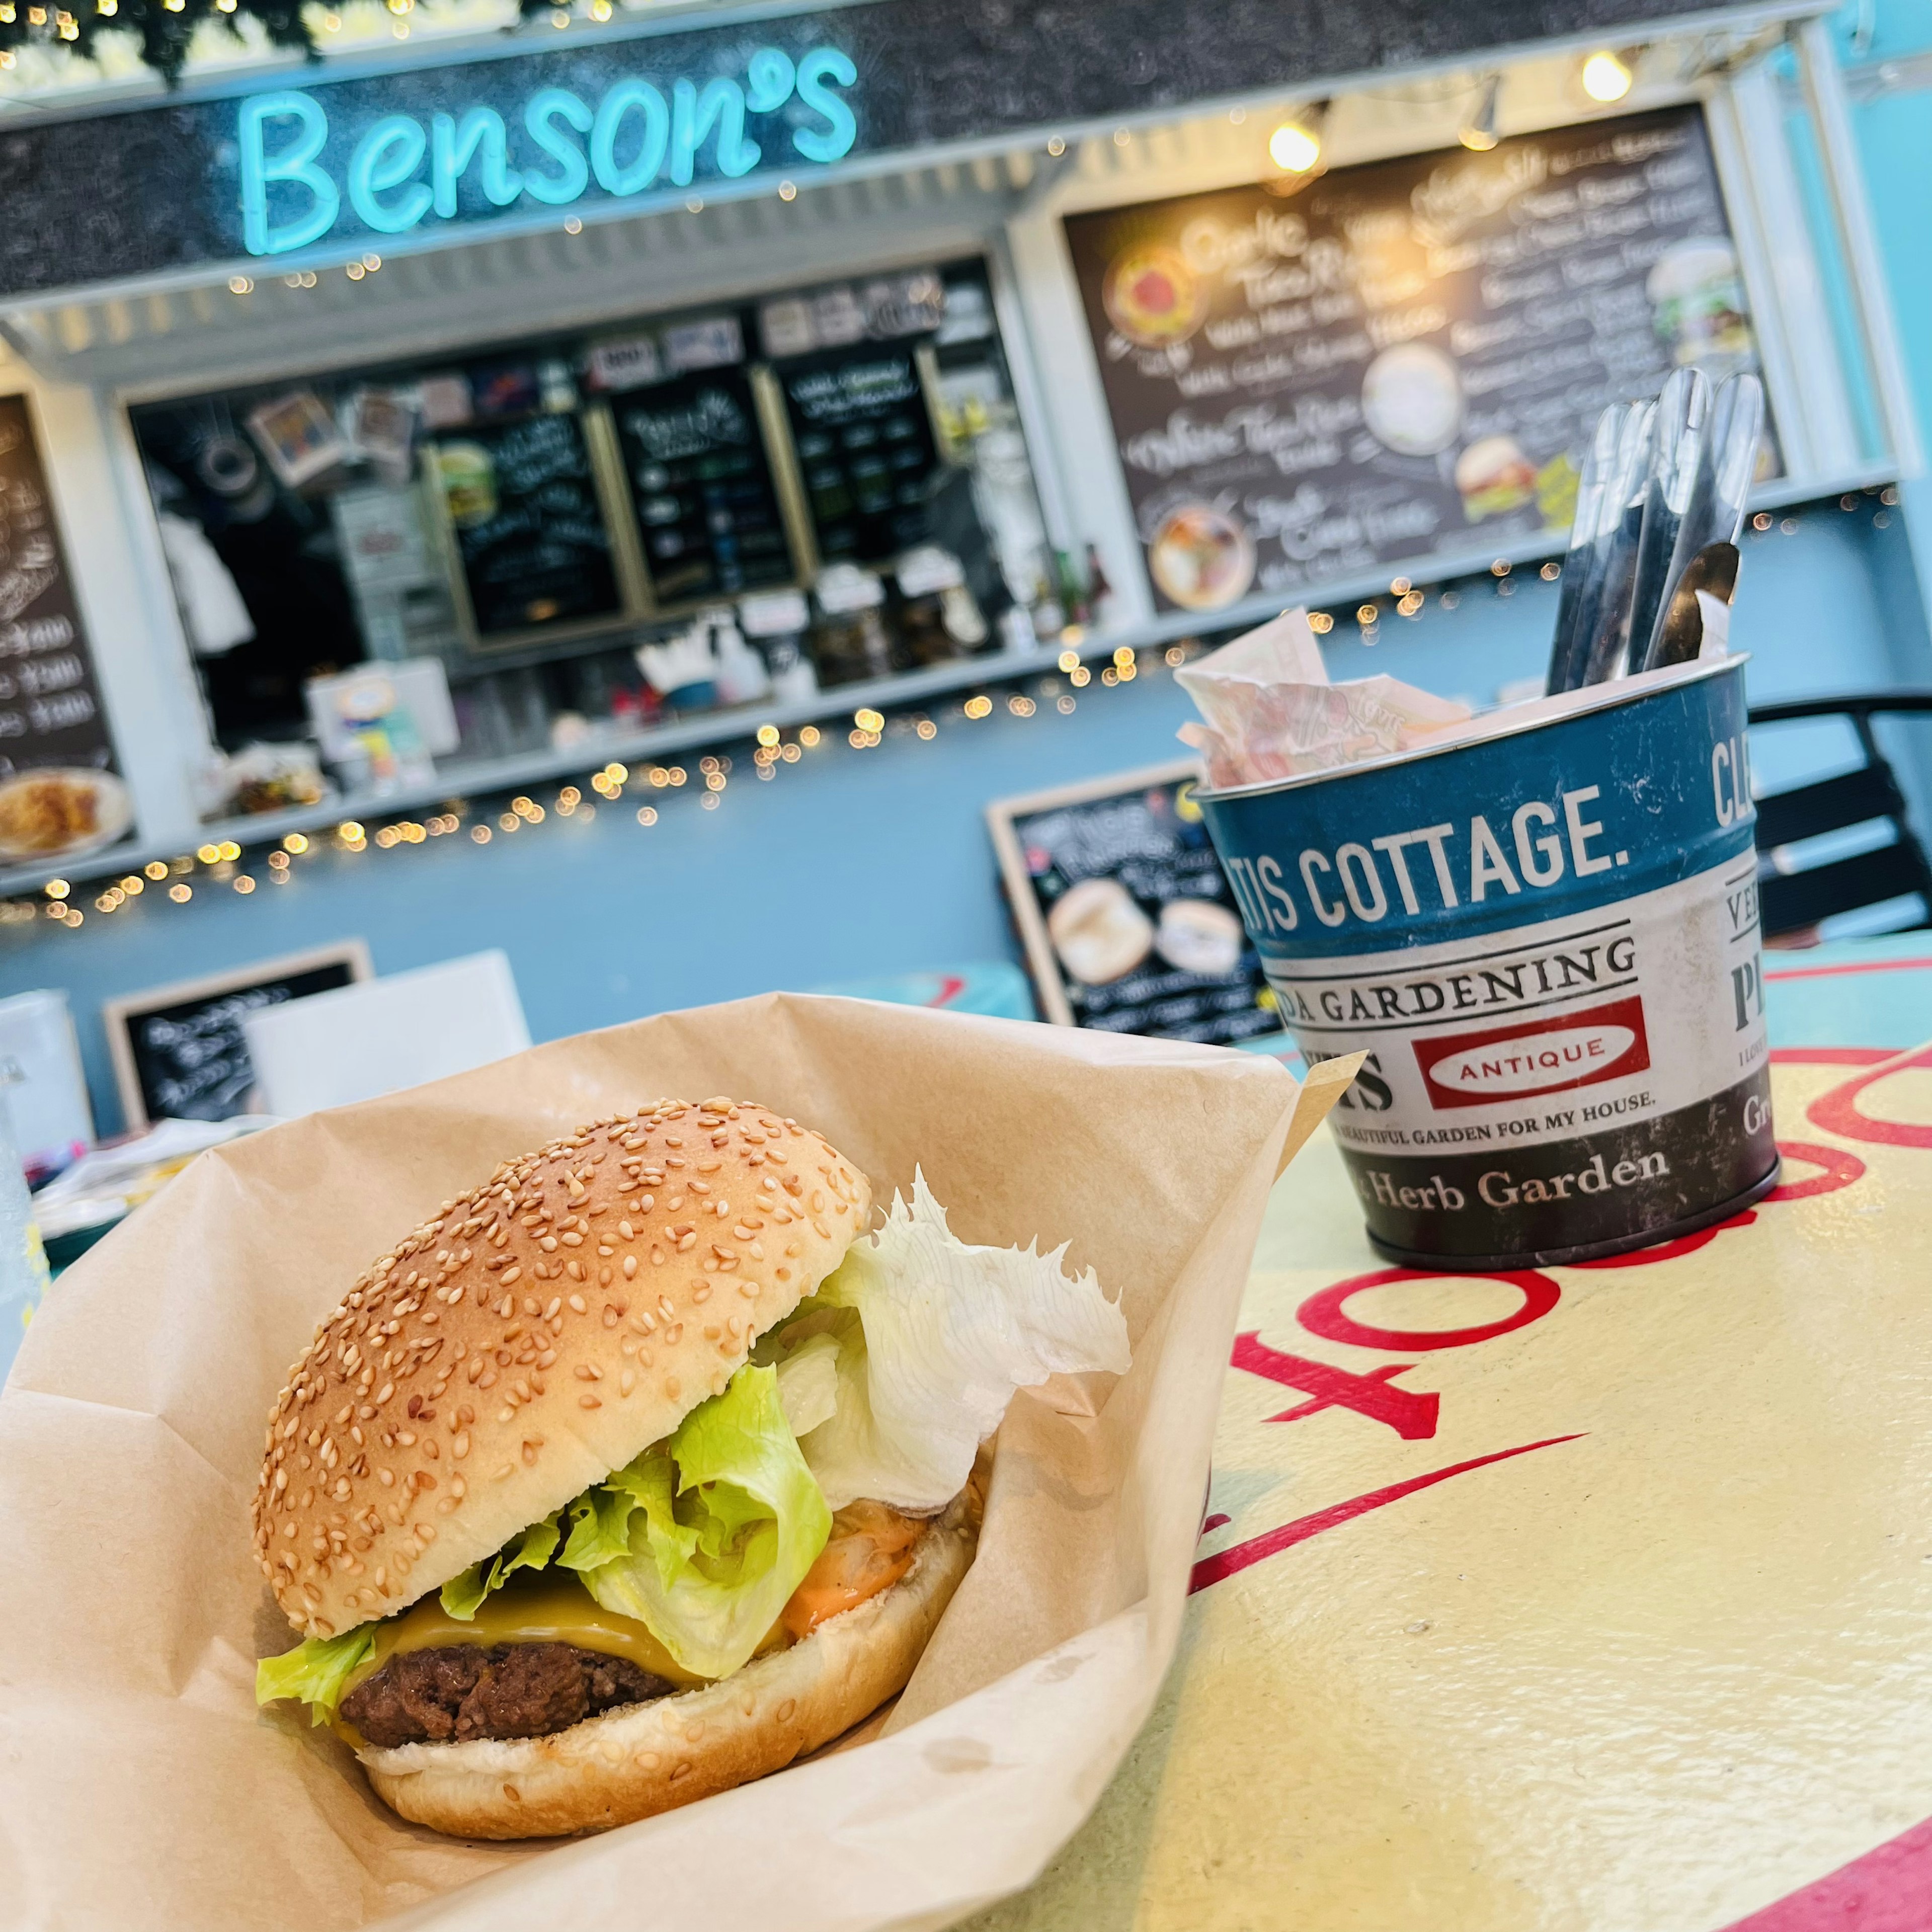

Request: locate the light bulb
(1581, 50), (1633, 102)
(1459, 76), (1500, 151)
(1268, 117), (1322, 175)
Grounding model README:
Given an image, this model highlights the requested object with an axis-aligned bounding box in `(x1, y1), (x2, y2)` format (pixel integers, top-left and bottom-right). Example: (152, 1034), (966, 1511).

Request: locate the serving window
(127, 256), (1058, 815)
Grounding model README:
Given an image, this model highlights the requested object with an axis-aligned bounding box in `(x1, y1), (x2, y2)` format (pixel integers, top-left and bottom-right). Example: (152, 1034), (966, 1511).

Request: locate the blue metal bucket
(1197, 656), (1777, 1268)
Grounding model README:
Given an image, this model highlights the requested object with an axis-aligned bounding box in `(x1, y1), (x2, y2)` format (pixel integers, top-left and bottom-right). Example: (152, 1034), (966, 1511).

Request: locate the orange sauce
(781, 1500), (926, 1640)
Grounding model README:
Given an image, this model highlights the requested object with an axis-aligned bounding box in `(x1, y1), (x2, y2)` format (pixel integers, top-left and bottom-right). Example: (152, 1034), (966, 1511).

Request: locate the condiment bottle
(810, 565), (892, 687)
(891, 546), (971, 669)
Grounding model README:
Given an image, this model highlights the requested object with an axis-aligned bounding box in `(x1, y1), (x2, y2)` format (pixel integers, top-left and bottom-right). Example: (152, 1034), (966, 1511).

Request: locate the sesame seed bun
(251, 1099), (871, 1641)
(358, 1492), (978, 1839)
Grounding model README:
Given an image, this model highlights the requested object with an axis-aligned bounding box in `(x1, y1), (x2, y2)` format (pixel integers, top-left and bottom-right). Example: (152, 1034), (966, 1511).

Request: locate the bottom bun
(360, 1494), (979, 1839)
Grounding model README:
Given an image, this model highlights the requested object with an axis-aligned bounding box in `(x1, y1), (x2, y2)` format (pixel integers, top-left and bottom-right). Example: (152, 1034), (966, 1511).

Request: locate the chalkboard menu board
(0, 394), (128, 865)
(103, 942), (371, 1128)
(431, 411), (623, 641)
(1064, 107), (1767, 613)
(613, 370), (794, 604)
(987, 761), (1280, 1046)
(777, 347), (940, 564)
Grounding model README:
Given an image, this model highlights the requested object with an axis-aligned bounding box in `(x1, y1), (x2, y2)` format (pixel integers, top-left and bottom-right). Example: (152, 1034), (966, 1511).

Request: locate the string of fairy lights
(0, 485), (1898, 937)
(5, 637), (1183, 933)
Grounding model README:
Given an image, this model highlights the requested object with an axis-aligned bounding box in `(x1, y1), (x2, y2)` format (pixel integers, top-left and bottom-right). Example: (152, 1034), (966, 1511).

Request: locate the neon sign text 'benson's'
(239, 45), (857, 257)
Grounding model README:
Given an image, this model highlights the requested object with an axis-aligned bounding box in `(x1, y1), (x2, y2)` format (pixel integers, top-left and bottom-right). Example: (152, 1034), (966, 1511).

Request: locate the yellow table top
(971, 1043), (1932, 1932)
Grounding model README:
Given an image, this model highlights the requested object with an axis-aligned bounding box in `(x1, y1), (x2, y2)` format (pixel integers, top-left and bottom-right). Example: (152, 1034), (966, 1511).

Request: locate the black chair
(1746, 692), (1932, 940)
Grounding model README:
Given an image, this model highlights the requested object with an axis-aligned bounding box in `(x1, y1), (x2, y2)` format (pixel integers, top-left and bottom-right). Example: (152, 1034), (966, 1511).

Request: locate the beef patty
(340, 1643), (675, 1748)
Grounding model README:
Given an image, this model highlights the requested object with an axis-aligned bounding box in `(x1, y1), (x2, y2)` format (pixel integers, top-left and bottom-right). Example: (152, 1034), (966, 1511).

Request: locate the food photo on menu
(0, 399), (131, 867)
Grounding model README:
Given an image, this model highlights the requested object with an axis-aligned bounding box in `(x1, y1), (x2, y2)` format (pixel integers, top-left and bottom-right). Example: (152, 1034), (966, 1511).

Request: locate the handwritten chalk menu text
(0, 396), (116, 781)
(433, 411), (621, 640)
(1063, 107), (1765, 613)
(614, 370), (794, 602)
(121, 954), (362, 1123)
(777, 347), (938, 564)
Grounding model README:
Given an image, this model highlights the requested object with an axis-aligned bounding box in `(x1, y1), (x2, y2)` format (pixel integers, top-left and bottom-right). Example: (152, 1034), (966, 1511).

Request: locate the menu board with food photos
(1064, 106), (1768, 615)
(430, 411), (623, 641)
(612, 369), (795, 604)
(0, 394), (130, 867)
(776, 347), (940, 565)
(986, 760), (1281, 1046)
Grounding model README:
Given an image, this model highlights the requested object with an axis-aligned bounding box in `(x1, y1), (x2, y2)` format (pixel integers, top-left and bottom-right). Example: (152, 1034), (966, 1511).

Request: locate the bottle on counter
(810, 564), (893, 687)
(1082, 543), (1113, 626)
(1030, 575), (1067, 643)
(891, 546), (986, 669)
(1057, 549), (1090, 630)
(710, 611), (772, 707)
(739, 589), (819, 705)
(998, 604), (1039, 654)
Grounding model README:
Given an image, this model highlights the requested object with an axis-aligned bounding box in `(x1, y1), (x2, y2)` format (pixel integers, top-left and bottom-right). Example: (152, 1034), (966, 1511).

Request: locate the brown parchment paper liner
(0, 994), (1345, 1932)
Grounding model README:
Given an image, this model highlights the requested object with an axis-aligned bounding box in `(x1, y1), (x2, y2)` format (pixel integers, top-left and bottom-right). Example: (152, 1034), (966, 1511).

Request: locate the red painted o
(1806, 1045), (1932, 1149)
(1297, 1267), (1561, 1352)
(1766, 1139), (1867, 1201)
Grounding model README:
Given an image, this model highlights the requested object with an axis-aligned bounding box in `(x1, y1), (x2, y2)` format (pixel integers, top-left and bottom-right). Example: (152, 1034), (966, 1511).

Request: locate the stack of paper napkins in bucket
(1176, 611), (1472, 789)
(1178, 605), (1736, 791)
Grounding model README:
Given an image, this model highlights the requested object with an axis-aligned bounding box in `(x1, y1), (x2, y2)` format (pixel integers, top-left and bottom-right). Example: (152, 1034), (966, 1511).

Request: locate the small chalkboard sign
(613, 369), (795, 605)
(776, 345), (941, 565)
(987, 760), (1281, 1046)
(102, 941), (372, 1129)
(429, 411), (627, 646)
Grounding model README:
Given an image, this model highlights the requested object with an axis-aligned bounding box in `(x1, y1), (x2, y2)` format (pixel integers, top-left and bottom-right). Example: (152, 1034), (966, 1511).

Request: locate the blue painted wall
(5, 502), (1923, 1139)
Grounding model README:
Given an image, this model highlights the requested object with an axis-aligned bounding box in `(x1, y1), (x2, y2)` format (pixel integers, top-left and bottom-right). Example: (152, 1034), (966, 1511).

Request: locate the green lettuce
(561, 1363), (831, 1678)
(257, 1365), (832, 1712)
(438, 1511), (562, 1620)
(759, 1172), (1131, 1513)
(254, 1627), (376, 1724)
(772, 1327), (842, 1438)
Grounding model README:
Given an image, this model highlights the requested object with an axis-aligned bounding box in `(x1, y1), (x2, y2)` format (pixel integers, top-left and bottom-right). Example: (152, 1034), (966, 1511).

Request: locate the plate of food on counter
(0, 765), (132, 863)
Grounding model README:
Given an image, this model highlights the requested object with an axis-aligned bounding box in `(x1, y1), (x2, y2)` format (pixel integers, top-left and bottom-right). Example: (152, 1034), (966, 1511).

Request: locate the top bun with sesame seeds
(251, 1098), (871, 1642)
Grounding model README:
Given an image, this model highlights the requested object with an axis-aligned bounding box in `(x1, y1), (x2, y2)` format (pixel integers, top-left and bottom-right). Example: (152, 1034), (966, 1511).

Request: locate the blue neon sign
(239, 45), (858, 257)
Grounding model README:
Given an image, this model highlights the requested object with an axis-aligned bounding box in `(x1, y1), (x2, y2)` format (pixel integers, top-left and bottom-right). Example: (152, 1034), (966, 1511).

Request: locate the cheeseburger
(253, 1096), (1128, 1839)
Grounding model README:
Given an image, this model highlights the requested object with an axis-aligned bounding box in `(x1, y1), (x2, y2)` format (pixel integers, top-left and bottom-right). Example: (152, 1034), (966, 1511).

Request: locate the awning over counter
(4, 145), (1037, 386)
(0, 0), (1804, 310)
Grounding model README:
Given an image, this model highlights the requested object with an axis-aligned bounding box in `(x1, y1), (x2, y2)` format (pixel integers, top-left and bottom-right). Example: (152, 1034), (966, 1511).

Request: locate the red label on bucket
(1415, 995), (1651, 1110)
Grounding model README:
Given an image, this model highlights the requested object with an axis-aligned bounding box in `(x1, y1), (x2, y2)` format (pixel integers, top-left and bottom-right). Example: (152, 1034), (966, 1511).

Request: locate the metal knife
(1544, 403), (1624, 695)
(1640, 372), (1764, 673)
(1578, 399), (1659, 686)
(1649, 540), (1742, 668)
(1625, 366), (1710, 674)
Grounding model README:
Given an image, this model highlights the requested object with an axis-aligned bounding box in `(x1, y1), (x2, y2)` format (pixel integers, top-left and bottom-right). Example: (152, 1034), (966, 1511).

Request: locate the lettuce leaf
(773, 1329), (842, 1438)
(254, 1628), (376, 1724)
(438, 1511), (562, 1620)
(768, 1171), (1131, 1513)
(566, 1363), (831, 1678)
(256, 1367), (828, 1711)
